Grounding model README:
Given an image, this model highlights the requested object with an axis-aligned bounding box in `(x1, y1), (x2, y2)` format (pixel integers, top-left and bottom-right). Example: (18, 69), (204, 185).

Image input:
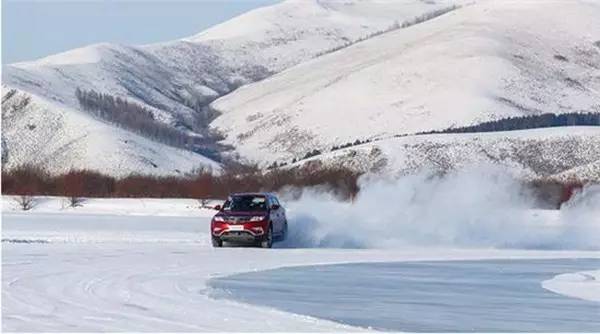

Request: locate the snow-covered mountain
(3, 0), (600, 179)
(1, 87), (220, 177)
(2, 0), (464, 175)
(211, 0), (600, 165)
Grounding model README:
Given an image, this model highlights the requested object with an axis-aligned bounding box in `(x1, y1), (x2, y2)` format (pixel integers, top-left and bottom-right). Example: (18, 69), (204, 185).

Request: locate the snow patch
(542, 270), (600, 302)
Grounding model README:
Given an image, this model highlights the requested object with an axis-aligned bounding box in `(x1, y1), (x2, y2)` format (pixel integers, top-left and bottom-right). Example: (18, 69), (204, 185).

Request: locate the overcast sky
(2, 0), (280, 64)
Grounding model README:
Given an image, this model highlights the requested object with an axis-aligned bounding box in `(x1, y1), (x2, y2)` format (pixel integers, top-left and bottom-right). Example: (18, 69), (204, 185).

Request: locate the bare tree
(198, 198), (210, 209)
(15, 195), (35, 211)
(68, 196), (84, 208)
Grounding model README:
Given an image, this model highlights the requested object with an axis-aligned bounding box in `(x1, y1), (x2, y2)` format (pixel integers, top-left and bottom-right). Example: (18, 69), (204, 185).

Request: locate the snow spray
(278, 165), (600, 250)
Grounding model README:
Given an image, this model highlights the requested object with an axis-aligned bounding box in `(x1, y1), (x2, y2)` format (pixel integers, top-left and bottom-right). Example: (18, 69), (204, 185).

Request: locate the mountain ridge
(3, 0), (468, 175)
(210, 0), (600, 166)
(2, 0), (600, 181)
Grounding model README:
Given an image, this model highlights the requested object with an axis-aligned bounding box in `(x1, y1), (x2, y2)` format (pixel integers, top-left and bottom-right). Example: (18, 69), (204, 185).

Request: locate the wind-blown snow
(211, 0), (600, 164)
(279, 166), (600, 250)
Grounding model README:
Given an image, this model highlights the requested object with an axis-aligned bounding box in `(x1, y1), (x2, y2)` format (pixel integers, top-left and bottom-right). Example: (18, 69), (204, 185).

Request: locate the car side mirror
(213, 205), (221, 211)
(270, 204), (280, 210)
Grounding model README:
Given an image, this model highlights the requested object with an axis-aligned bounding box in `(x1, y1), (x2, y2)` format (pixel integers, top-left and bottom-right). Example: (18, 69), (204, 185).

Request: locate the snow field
(2, 194), (599, 331)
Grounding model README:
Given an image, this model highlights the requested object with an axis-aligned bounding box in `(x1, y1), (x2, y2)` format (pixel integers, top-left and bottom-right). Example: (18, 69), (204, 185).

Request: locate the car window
(223, 195), (267, 212)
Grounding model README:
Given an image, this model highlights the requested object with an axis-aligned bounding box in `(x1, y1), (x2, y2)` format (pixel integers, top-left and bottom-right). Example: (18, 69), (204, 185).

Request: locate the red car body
(210, 193), (287, 248)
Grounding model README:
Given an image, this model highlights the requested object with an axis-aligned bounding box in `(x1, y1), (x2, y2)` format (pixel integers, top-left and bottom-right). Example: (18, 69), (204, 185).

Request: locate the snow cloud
(280, 166), (600, 250)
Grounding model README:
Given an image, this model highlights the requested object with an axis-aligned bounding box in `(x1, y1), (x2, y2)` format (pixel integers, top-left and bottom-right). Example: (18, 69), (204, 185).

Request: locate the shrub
(1, 164), (53, 196)
(1, 165), (362, 200)
(15, 195), (35, 211)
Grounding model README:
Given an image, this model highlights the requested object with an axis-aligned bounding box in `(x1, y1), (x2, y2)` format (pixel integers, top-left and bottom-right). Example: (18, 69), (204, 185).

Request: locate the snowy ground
(2, 197), (599, 332)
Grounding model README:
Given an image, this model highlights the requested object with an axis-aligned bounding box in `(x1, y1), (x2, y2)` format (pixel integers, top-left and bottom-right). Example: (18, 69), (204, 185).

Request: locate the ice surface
(210, 259), (600, 332)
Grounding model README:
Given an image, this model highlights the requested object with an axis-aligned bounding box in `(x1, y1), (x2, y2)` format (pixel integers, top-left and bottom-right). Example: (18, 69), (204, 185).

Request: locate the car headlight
(213, 216), (225, 222)
(249, 216), (265, 222)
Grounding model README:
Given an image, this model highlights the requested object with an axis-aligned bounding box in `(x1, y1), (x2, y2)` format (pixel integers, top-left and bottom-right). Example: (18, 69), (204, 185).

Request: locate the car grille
(223, 216), (250, 223)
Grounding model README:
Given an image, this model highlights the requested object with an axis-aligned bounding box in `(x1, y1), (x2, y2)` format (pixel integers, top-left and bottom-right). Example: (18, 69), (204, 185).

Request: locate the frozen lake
(3, 199), (599, 332)
(209, 259), (600, 332)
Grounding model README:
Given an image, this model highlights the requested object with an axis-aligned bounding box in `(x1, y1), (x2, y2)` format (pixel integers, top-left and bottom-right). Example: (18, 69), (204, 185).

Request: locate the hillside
(1, 0), (464, 175)
(3, 0), (600, 180)
(292, 127), (600, 182)
(1, 87), (220, 177)
(210, 0), (600, 165)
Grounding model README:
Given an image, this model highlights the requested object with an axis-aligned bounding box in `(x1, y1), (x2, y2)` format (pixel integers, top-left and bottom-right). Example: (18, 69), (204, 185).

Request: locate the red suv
(211, 193), (288, 248)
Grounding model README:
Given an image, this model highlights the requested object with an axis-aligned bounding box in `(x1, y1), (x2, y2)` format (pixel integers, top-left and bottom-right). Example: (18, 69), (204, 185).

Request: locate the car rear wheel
(260, 225), (273, 248)
(280, 221), (288, 241)
(212, 237), (223, 248)
(275, 221), (287, 241)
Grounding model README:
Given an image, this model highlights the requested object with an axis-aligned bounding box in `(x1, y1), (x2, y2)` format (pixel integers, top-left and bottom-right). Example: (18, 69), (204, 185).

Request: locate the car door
(276, 197), (286, 225)
(269, 195), (283, 234)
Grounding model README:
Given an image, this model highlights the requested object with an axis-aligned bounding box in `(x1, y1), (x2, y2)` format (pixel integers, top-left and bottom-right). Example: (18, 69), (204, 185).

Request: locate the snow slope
(211, 0), (600, 164)
(292, 127), (600, 181)
(1, 88), (220, 177)
(2, 0), (464, 175)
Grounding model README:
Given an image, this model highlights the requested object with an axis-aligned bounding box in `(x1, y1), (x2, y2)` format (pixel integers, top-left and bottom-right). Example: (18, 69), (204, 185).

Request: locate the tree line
(1, 164), (588, 210)
(418, 112), (600, 135)
(75, 88), (196, 150)
(2, 164), (362, 202)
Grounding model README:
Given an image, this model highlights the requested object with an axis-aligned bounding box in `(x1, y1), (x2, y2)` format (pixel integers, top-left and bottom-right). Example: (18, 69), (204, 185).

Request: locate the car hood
(215, 211), (267, 217)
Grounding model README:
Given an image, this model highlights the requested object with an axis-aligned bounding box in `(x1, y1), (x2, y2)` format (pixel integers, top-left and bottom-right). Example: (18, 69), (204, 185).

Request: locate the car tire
(212, 237), (223, 248)
(260, 225), (273, 248)
(280, 220), (288, 241)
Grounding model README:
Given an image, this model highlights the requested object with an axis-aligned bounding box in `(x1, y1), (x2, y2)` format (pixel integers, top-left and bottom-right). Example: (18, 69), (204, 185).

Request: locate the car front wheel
(260, 225), (273, 248)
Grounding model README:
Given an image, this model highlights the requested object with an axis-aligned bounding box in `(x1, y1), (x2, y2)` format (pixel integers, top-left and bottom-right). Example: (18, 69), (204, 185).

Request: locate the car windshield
(223, 195), (267, 212)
